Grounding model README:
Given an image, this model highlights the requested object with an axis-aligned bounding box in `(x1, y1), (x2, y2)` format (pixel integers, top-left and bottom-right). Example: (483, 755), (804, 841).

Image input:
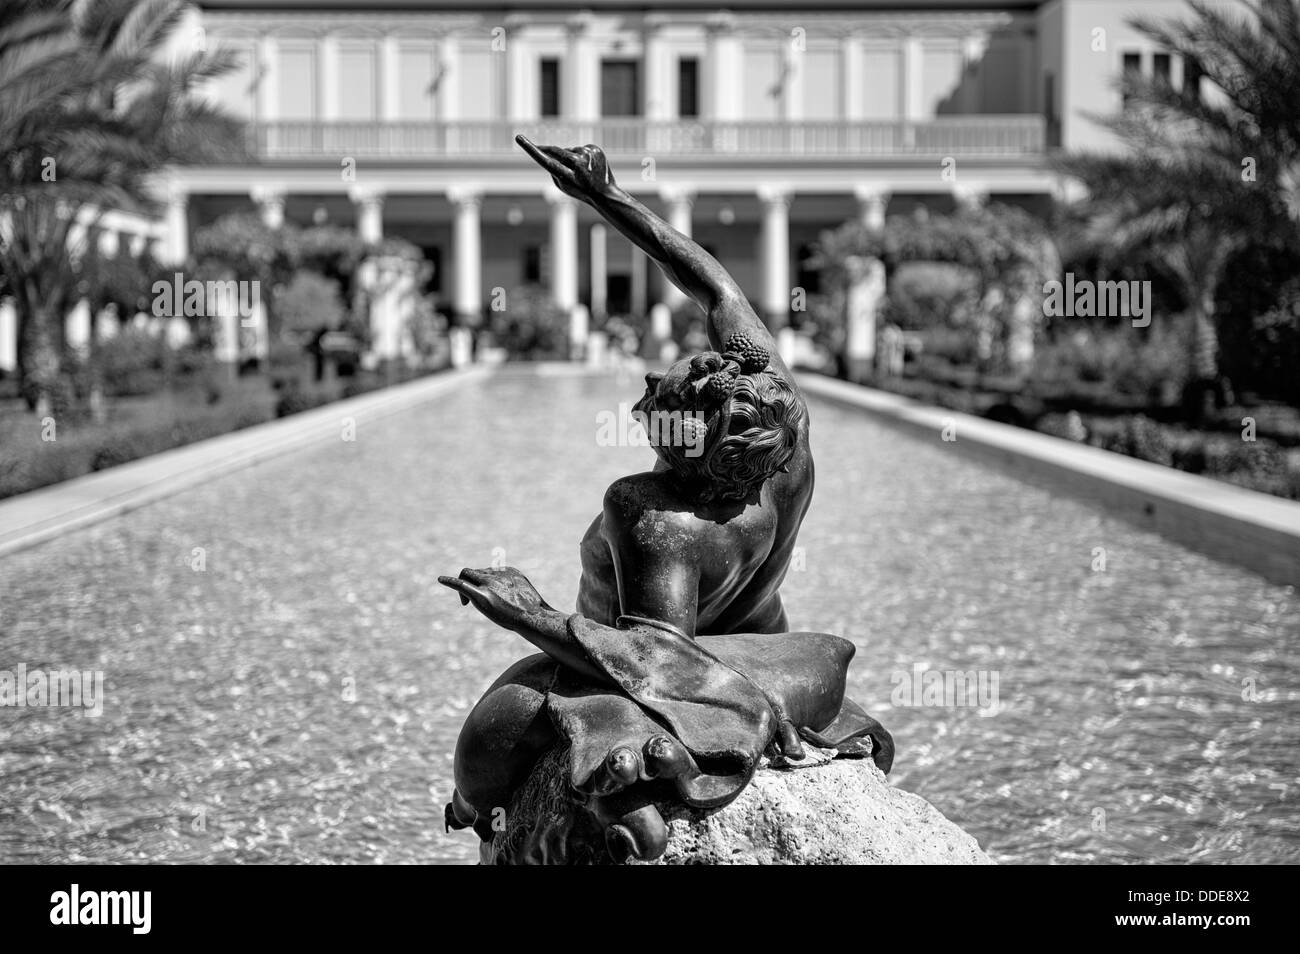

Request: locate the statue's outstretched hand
(516, 134), (618, 203)
(439, 566), (554, 633)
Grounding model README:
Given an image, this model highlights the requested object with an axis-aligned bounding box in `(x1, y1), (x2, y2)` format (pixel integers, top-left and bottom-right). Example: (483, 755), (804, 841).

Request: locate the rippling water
(2, 368), (1297, 864)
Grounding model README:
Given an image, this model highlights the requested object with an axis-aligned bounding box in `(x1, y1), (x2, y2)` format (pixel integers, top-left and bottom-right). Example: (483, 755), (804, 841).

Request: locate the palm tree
(0, 0), (243, 412)
(1056, 0), (1300, 418)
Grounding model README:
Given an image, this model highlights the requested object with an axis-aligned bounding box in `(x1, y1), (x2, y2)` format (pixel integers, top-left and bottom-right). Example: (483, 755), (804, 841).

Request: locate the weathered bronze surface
(439, 136), (893, 864)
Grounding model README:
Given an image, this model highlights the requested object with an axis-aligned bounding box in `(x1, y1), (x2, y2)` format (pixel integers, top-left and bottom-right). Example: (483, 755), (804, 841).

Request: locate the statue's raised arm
(515, 135), (795, 385)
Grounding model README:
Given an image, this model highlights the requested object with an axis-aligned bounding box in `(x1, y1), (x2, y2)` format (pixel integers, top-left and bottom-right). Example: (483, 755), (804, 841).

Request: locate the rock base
(480, 745), (992, 865)
(643, 751), (992, 864)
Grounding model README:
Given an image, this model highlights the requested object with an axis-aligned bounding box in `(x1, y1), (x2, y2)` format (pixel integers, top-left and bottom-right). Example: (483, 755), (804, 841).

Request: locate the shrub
(274, 382), (336, 418)
(93, 327), (168, 396)
(274, 270), (346, 339)
(1087, 414), (1172, 465)
(0, 392), (276, 500)
(488, 284), (568, 360)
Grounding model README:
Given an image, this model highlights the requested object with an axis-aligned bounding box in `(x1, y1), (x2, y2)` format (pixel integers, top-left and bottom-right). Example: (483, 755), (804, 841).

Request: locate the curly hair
(660, 367), (804, 504)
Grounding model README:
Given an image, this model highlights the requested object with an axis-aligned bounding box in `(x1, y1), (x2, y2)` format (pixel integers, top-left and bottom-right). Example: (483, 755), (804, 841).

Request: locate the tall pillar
(252, 185), (286, 229)
(256, 36), (278, 121)
(590, 223), (607, 320)
(448, 186), (483, 321)
(706, 13), (742, 151)
(659, 186), (694, 307)
(706, 14), (742, 121)
(842, 35), (865, 121)
(566, 13), (599, 123)
(854, 186), (890, 230)
(644, 20), (671, 119)
(630, 248), (647, 317)
(438, 35), (460, 147)
(162, 185), (189, 265)
(0, 297), (17, 374)
(380, 35), (401, 121)
(547, 188), (578, 310)
(320, 34), (340, 121)
(505, 17), (531, 122)
(350, 186), (385, 244)
(758, 186), (791, 329)
(901, 35), (923, 147)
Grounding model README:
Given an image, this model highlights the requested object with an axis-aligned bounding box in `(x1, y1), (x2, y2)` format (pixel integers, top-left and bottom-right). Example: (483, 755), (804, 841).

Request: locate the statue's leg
(447, 653), (560, 834)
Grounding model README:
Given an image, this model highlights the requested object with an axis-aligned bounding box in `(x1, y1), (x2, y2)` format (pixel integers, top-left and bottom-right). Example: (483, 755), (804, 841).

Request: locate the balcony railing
(245, 117), (1045, 160)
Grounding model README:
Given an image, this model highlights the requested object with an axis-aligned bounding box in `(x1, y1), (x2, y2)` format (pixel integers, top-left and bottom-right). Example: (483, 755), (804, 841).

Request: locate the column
(784, 43), (804, 123)
(448, 186), (482, 321)
(438, 35), (460, 122)
(758, 186), (791, 329)
(854, 186), (890, 230)
(505, 17), (530, 122)
(659, 186), (694, 307)
(320, 34), (340, 121)
(256, 36), (278, 122)
(630, 249), (647, 316)
(162, 185), (189, 265)
(381, 35), (401, 121)
(546, 187), (578, 310)
(842, 35), (865, 121)
(644, 20), (671, 119)
(252, 185), (286, 229)
(901, 35), (923, 147)
(566, 13), (599, 123)
(350, 186), (385, 243)
(590, 223), (607, 320)
(845, 255), (886, 383)
(706, 14), (742, 121)
(0, 297), (17, 374)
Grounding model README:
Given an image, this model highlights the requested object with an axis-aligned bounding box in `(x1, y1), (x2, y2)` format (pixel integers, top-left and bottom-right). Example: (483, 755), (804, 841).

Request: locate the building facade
(158, 0), (1232, 333)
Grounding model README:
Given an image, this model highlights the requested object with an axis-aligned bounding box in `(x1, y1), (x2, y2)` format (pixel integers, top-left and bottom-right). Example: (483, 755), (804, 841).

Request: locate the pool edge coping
(0, 365), (491, 560)
(799, 373), (1300, 587)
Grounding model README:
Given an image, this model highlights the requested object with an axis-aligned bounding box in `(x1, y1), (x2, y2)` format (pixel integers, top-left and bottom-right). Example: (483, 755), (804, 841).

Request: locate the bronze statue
(439, 135), (893, 864)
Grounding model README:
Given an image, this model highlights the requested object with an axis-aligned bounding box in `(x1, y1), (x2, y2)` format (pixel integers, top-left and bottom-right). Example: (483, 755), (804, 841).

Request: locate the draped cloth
(544, 614), (886, 810)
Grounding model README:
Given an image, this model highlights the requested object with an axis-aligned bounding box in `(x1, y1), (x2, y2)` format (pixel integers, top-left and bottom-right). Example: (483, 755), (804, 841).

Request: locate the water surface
(2, 369), (1296, 864)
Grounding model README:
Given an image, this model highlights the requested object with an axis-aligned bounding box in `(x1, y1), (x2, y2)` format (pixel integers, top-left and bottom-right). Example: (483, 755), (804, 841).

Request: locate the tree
(0, 0), (243, 411)
(1055, 0), (1300, 418)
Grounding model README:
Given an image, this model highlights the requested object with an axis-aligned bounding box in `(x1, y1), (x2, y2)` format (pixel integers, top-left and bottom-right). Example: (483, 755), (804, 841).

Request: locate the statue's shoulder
(604, 472), (672, 514)
(602, 474), (694, 535)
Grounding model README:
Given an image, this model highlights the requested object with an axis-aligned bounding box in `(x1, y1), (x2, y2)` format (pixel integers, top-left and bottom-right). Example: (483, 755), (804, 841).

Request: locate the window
(796, 244), (821, 296)
(1121, 51), (1142, 106)
(600, 59), (640, 116)
(1044, 72), (1060, 148)
(1152, 52), (1172, 85)
(1183, 56), (1204, 100)
(421, 247), (442, 294)
(678, 57), (699, 118)
(540, 59), (560, 117)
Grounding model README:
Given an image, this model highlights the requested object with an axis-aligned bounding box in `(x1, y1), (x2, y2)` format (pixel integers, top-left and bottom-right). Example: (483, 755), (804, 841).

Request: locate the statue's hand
(439, 566), (554, 632)
(515, 134), (618, 203)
